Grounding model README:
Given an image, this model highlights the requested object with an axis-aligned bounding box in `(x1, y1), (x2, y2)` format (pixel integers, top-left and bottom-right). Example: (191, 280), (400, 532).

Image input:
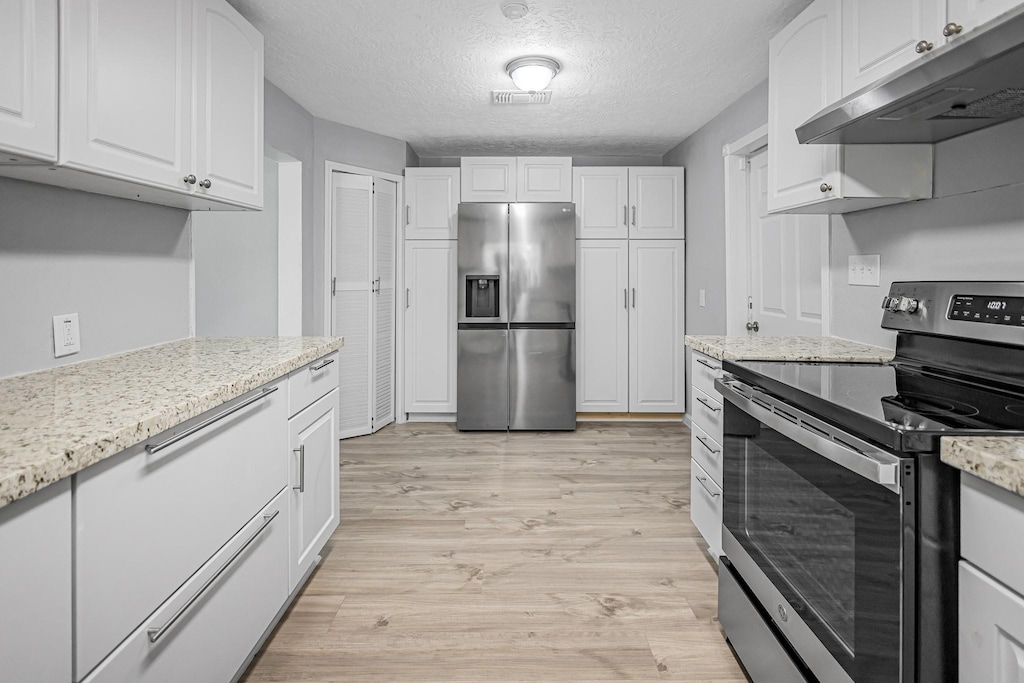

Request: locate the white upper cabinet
(576, 239), (629, 412)
(948, 0), (1024, 34)
(405, 168), (460, 239)
(516, 156), (572, 202)
(192, 0), (264, 207)
(62, 0), (193, 191)
(841, 0), (946, 95)
(767, 0), (933, 214)
(460, 157), (517, 202)
(629, 167), (685, 239)
(0, 0), (57, 162)
(573, 167), (629, 239)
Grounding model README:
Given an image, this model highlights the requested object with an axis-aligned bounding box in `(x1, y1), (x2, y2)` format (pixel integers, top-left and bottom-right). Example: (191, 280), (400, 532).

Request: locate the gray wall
(193, 159), (280, 337)
(416, 155), (664, 167)
(0, 178), (191, 378)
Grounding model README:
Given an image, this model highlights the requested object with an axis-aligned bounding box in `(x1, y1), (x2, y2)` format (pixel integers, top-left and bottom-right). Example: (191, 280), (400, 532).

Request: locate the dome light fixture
(505, 56), (560, 92)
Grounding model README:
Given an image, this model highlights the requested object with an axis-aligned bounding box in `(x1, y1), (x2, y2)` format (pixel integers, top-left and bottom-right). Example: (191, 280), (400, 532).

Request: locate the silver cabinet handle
(293, 445), (305, 493)
(623, 205), (628, 227)
(183, 174), (196, 185)
(943, 22), (963, 37)
(406, 288), (411, 309)
(695, 357), (719, 371)
(623, 288), (628, 310)
(199, 178), (212, 189)
(695, 475), (720, 498)
(695, 434), (721, 455)
(632, 288), (636, 308)
(819, 182), (832, 193)
(631, 205), (636, 226)
(915, 40), (934, 53)
(147, 509), (280, 643)
(695, 395), (721, 413)
(405, 205), (411, 226)
(310, 357), (334, 373)
(145, 386), (277, 454)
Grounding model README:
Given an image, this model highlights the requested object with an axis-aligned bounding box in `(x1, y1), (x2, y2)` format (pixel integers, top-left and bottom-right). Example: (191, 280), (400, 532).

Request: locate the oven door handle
(716, 375), (902, 493)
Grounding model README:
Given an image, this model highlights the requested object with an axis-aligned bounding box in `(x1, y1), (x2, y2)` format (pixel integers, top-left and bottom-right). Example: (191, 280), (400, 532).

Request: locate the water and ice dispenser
(465, 276), (500, 318)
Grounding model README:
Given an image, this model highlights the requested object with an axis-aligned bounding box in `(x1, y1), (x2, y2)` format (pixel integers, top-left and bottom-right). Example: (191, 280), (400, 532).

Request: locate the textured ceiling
(228, 0), (812, 157)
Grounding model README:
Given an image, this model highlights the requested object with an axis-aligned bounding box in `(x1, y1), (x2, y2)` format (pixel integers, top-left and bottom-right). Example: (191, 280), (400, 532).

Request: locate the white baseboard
(405, 413), (457, 423)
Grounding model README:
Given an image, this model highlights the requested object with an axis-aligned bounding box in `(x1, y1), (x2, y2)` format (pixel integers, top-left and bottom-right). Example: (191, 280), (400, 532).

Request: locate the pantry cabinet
(0, 0), (58, 162)
(573, 167), (685, 239)
(573, 167), (629, 239)
(404, 240), (458, 415)
(576, 240), (629, 411)
(767, 0), (933, 214)
(405, 168), (460, 239)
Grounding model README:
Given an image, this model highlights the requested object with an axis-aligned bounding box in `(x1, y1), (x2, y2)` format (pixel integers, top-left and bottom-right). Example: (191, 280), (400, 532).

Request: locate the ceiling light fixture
(505, 56), (560, 92)
(500, 1), (529, 20)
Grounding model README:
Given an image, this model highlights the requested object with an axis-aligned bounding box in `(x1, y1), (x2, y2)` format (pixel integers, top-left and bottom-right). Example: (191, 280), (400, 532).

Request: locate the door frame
(722, 125), (831, 337)
(322, 161), (405, 425)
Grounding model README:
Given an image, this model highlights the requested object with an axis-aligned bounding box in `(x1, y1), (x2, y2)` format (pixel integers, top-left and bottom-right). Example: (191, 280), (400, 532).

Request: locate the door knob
(746, 321), (759, 332)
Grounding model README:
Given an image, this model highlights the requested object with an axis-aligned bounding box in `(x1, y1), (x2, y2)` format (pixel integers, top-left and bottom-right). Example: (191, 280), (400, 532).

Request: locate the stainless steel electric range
(715, 281), (1024, 683)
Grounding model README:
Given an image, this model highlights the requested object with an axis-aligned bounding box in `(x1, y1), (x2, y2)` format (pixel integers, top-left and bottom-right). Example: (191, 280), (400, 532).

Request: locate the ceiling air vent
(492, 90), (552, 105)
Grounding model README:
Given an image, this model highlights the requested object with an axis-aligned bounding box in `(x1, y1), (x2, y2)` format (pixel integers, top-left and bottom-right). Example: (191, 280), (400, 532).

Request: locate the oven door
(717, 375), (912, 683)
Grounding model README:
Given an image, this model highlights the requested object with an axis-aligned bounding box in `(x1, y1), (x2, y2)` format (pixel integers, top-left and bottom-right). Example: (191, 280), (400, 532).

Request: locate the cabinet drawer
(691, 386), (723, 444)
(75, 379), (287, 677)
(690, 458), (722, 556)
(83, 490), (288, 683)
(691, 423), (723, 487)
(958, 560), (1024, 683)
(289, 351), (339, 417)
(691, 352), (722, 397)
(961, 472), (1024, 596)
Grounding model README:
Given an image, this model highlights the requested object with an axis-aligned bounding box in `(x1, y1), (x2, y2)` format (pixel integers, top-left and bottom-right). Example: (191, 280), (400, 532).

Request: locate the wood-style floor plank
(241, 421), (748, 682)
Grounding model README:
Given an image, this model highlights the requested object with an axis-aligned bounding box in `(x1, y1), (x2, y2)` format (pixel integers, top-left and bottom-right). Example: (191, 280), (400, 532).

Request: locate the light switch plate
(848, 255), (880, 287)
(53, 313), (81, 358)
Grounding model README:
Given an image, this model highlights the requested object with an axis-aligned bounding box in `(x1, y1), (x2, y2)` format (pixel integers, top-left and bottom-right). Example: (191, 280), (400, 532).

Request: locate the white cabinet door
(0, 478), (71, 683)
(289, 390), (340, 592)
(576, 240), (629, 412)
(192, 0), (264, 208)
(516, 156), (572, 202)
(959, 560), (1024, 683)
(948, 0), (1024, 33)
(628, 167), (685, 240)
(405, 241), (457, 414)
(690, 458), (723, 558)
(61, 0), (193, 191)
(629, 240), (685, 413)
(841, 0), (946, 96)
(405, 168), (460, 239)
(573, 167), (629, 239)
(0, 0), (57, 161)
(460, 156), (517, 202)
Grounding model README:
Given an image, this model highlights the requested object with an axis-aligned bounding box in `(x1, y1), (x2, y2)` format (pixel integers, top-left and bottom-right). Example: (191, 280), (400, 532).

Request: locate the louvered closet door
(332, 172), (373, 439)
(372, 179), (397, 432)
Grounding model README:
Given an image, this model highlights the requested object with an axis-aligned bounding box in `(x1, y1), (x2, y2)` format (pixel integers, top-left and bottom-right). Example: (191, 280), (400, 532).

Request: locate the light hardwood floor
(241, 421), (749, 682)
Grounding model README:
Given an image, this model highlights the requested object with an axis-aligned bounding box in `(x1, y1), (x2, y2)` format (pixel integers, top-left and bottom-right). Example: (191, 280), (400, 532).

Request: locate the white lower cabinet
(289, 388), (340, 591)
(689, 351), (724, 558)
(0, 478), (71, 683)
(404, 240), (458, 415)
(83, 490), (289, 683)
(690, 459), (723, 556)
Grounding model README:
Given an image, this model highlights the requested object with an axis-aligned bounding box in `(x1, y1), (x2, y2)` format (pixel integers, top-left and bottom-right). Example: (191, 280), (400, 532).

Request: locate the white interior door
(332, 171), (373, 439)
(747, 150), (827, 336)
(373, 178), (397, 432)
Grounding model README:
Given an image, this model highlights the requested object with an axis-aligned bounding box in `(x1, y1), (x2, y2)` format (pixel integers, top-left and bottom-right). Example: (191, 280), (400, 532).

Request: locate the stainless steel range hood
(797, 6), (1024, 145)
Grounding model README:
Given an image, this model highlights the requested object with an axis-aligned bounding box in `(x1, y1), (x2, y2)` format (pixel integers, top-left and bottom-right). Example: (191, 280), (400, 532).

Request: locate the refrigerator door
(456, 327), (509, 430)
(509, 327), (576, 431)
(458, 203), (508, 324)
(509, 203), (576, 323)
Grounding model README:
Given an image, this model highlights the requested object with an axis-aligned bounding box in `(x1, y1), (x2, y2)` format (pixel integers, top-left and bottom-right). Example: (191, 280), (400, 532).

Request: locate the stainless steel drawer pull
(293, 445), (305, 493)
(623, 205), (628, 227)
(696, 475), (720, 498)
(145, 386), (278, 455)
(624, 288), (628, 310)
(310, 358), (335, 373)
(695, 395), (721, 412)
(147, 508), (280, 643)
(631, 205), (637, 226)
(695, 434), (720, 455)
(695, 357), (719, 371)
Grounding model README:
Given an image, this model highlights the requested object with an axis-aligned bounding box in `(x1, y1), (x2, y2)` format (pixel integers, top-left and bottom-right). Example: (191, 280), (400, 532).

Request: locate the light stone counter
(942, 436), (1024, 497)
(684, 335), (893, 363)
(0, 336), (344, 509)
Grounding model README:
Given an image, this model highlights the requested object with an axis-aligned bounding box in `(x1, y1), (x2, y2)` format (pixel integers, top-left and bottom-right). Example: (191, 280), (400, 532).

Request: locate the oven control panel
(881, 281), (1024, 346)
(948, 294), (1024, 327)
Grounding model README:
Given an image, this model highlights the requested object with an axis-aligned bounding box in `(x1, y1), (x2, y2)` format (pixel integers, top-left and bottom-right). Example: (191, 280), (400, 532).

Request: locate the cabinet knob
(943, 22), (963, 37)
(199, 178), (212, 189)
(915, 40), (934, 53)
(819, 182), (832, 193)
(183, 174), (196, 185)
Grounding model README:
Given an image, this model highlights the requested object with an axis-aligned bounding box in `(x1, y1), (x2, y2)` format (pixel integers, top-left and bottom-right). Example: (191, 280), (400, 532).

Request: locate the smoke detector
(501, 1), (529, 20)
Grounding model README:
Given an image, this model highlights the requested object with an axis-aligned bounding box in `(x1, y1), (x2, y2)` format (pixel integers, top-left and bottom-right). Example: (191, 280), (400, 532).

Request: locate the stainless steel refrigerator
(456, 202), (576, 431)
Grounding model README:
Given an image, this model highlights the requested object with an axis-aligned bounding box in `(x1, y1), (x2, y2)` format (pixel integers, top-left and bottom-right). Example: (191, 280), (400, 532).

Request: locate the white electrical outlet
(699, 289), (707, 307)
(53, 313), (81, 358)
(848, 255), (881, 287)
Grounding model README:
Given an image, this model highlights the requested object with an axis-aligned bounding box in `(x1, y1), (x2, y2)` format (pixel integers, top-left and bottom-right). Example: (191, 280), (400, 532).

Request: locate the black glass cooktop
(722, 359), (1024, 453)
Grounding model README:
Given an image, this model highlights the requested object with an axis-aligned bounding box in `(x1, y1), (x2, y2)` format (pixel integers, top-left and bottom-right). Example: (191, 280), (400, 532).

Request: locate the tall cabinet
(574, 167), (686, 414)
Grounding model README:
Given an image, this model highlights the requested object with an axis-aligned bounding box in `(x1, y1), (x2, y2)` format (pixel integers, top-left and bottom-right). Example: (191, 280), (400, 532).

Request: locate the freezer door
(509, 327), (576, 431)
(457, 203), (508, 323)
(509, 203), (576, 323)
(456, 328), (509, 431)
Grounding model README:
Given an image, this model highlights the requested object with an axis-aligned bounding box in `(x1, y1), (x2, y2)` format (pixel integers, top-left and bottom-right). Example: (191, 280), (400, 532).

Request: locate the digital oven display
(948, 295), (1024, 327)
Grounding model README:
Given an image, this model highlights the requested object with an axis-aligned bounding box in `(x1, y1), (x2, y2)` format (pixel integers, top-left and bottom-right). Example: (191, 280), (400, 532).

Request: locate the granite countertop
(942, 436), (1024, 497)
(0, 337), (344, 509)
(684, 335), (894, 363)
